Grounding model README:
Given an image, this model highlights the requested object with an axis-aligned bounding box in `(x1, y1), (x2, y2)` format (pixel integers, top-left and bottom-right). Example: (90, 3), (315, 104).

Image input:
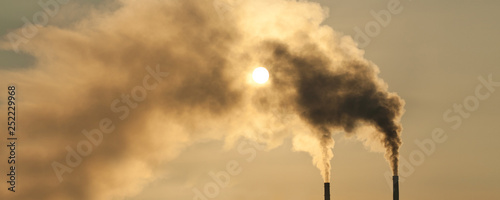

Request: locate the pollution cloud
(0, 0), (404, 199)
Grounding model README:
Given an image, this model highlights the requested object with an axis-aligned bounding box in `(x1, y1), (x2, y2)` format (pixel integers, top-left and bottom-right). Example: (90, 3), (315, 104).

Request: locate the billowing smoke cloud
(0, 0), (403, 199)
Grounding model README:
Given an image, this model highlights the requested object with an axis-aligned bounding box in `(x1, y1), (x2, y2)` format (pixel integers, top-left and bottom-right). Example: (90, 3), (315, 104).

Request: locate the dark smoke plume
(264, 42), (404, 176)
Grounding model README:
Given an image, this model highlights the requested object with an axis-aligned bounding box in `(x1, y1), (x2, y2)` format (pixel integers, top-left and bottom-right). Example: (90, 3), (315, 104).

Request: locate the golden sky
(0, 0), (499, 200)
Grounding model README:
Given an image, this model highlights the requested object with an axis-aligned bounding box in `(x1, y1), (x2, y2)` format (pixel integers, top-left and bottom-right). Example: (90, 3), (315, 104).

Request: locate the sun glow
(252, 67), (269, 84)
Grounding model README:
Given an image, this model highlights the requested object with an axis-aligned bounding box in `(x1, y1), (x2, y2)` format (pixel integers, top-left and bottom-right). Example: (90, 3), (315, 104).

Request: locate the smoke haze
(0, 0), (404, 199)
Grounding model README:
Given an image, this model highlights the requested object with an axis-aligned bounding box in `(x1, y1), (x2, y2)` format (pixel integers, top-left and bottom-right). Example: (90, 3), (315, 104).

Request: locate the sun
(252, 67), (269, 84)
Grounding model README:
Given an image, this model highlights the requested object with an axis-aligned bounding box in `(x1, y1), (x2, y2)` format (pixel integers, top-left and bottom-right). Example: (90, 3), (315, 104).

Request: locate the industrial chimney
(324, 182), (330, 200)
(393, 176), (399, 200)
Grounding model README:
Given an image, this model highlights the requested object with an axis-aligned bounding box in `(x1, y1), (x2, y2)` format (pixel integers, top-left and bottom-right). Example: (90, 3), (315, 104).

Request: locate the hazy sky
(1, 0), (499, 200)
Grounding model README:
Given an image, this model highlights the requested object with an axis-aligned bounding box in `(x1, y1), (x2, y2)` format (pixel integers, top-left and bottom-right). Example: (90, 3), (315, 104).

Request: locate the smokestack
(393, 176), (399, 200)
(324, 182), (330, 200)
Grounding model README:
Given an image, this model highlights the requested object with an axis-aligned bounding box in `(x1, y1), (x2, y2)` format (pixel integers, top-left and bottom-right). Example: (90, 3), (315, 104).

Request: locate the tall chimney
(324, 182), (330, 200)
(393, 176), (399, 200)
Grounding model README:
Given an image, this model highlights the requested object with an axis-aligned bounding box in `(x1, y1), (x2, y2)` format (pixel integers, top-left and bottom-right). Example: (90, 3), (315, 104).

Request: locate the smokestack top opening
(324, 182), (330, 200)
(393, 176), (399, 200)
